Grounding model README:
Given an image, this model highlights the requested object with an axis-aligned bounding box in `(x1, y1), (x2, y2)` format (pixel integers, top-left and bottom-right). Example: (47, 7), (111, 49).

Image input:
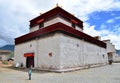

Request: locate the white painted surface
(36, 34), (60, 69)
(113, 55), (120, 62)
(15, 33), (108, 71)
(30, 25), (39, 32)
(75, 25), (83, 32)
(45, 17), (83, 32)
(103, 40), (116, 61)
(60, 34), (108, 69)
(30, 17), (83, 32)
(14, 40), (37, 67)
(14, 34), (60, 69)
(44, 17), (71, 27)
(104, 40), (116, 53)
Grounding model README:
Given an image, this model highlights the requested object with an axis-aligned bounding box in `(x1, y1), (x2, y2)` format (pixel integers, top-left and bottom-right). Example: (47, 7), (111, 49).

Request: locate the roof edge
(29, 7), (83, 29)
(15, 22), (106, 48)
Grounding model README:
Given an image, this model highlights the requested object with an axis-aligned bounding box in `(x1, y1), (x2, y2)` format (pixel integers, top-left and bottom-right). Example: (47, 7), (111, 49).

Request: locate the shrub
(2, 60), (8, 64)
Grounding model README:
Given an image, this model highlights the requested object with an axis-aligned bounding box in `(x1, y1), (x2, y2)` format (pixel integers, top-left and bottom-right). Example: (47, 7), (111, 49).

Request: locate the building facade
(0, 50), (11, 61)
(14, 7), (108, 72)
(103, 40), (120, 63)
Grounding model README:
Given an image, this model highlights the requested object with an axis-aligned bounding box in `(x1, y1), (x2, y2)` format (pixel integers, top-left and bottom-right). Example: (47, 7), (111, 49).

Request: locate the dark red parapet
(15, 22), (106, 48)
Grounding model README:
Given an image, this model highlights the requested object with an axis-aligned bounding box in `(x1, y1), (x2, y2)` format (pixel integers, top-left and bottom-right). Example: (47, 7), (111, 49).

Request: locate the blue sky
(87, 11), (120, 30)
(0, 0), (120, 49)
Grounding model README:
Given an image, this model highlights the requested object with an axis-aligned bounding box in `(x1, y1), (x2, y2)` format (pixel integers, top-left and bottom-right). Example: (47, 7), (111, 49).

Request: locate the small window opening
(39, 22), (44, 28)
(103, 54), (105, 58)
(72, 23), (76, 28)
(30, 44), (32, 47)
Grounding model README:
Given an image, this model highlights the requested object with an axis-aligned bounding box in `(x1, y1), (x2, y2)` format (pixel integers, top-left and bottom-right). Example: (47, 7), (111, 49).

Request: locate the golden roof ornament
(56, 3), (59, 7)
(55, 3), (62, 8)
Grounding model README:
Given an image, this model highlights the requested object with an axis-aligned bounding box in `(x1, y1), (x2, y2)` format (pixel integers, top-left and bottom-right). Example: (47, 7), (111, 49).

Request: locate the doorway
(26, 56), (34, 68)
(107, 53), (113, 65)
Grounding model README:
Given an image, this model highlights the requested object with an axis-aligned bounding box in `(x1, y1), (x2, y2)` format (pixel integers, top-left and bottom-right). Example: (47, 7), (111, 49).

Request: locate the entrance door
(108, 53), (113, 61)
(26, 56), (34, 68)
(107, 53), (113, 65)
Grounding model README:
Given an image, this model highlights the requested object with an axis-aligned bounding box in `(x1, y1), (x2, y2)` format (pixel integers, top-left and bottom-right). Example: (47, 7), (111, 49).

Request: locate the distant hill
(0, 45), (14, 52)
(116, 50), (120, 56)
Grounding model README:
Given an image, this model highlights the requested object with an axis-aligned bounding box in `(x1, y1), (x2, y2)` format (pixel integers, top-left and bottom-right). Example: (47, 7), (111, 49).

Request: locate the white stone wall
(113, 55), (120, 62)
(44, 17), (72, 28)
(15, 33), (108, 71)
(30, 25), (39, 32)
(60, 34), (108, 69)
(36, 34), (60, 69)
(14, 40), (37, 67)
(103, 40), (116, 61)
(76, 25), (83, 32)
(104, 40), (116, 53)
(30, 17), (83, 32)
(14, 34), (60, 69)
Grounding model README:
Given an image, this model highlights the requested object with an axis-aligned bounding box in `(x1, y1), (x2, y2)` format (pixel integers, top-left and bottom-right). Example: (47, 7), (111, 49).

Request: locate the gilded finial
(55, 3), (62, 8)
(56, 3), (59, 7)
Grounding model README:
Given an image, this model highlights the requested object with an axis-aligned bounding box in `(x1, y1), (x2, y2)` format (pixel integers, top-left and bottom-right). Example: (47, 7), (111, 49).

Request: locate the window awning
(24, 53), (34, 57)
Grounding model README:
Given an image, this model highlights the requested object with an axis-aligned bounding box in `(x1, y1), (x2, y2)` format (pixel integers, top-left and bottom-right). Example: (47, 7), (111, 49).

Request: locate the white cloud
(106, 19), (115, 23)
(115, 16), (120, 19)
(101, 34), (120, 49)
(55, 0), (120, 21)
(0, 0), (120, 49)
(83, 23), (100, 36)
(106, 16), (120, 24)
(111, 13), (116, 16)
(83, 22), (120, 49)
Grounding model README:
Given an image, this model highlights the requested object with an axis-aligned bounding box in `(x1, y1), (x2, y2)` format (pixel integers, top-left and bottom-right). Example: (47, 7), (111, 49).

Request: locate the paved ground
(0, 63), (120, 83)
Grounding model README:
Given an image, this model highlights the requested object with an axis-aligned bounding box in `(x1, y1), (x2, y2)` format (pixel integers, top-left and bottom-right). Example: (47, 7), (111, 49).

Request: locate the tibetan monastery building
(14, 6), (108, 72)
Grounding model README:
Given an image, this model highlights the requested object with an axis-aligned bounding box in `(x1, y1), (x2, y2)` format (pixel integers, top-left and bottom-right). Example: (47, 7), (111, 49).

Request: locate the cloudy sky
(0, 0), (120, 49)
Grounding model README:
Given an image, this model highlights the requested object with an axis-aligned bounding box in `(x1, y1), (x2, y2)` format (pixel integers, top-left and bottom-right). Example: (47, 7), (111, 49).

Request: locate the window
(30, 44), (32, 47)
(103, 54), (105, 58)
(72, 23), (76, 28)
(77, 44), (79, 47)
(39, 22), (44, 28)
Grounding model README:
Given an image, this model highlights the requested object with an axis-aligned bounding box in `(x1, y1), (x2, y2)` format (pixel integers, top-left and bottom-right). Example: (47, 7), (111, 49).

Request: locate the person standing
(28, 66), (32, 80)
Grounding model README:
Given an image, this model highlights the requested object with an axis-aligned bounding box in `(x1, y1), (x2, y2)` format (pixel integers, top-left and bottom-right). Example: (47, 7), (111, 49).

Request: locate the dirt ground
(0, 62), (120, 83)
